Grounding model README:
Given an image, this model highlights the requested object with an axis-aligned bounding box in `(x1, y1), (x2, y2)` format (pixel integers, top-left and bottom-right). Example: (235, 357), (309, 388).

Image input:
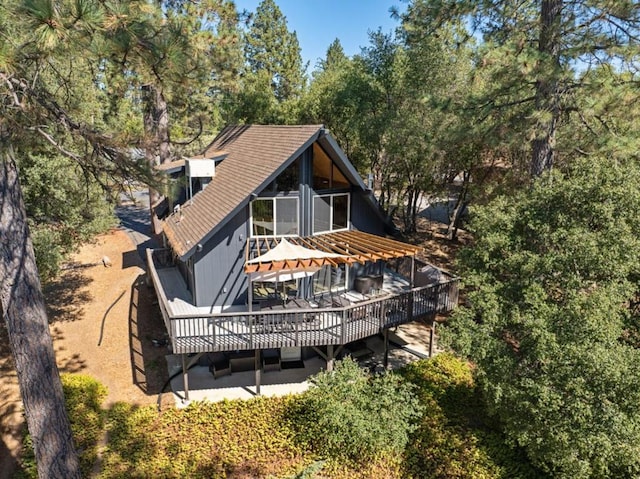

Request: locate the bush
(401, 354), (544, 479)
(99, 396), (308, 478)
(290, 357), (422, 463)
(19, 152), (116, 283)
(17, 374), (107, 478)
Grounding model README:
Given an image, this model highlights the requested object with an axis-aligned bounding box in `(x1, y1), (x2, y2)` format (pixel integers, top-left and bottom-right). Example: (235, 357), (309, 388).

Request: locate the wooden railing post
(408, 288), (414, 321)
(429, 320), (436, 357)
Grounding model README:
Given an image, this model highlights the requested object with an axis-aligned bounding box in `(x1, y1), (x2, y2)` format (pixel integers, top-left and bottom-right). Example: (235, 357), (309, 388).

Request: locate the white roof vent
(186, 158), (216, 179)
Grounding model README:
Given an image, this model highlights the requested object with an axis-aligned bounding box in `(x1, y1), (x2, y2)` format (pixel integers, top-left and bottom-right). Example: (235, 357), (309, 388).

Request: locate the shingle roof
(163, 124), (323, 258)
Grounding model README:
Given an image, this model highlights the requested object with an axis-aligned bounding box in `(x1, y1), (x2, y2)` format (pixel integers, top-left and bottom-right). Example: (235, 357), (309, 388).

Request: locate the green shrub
(99, 396), (308, 478)
(17, 373), (107, 478)
(289, 357), (423, 463)
(19, 152), (116, 284)
(61, 374), (108, 472)
(401, 354), (544, 478)
(29, 224), (66, 283)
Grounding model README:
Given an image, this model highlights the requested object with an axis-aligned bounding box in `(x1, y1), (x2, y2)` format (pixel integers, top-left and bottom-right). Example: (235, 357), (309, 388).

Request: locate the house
(146, 124), (459, 398)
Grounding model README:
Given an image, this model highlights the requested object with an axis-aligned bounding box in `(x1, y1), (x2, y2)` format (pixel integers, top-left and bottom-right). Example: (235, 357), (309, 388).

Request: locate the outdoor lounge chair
(209, 352), (231, 379)
(262, 349), (281, 372)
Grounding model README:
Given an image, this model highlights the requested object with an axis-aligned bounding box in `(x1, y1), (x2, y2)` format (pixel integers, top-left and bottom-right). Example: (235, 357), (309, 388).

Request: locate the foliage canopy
(290, 357), (423, 462)
(444, 156), (640, 478)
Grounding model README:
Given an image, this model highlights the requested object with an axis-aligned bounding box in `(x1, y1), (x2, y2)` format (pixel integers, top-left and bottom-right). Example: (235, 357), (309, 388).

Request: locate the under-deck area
(167, 321), (435, 405)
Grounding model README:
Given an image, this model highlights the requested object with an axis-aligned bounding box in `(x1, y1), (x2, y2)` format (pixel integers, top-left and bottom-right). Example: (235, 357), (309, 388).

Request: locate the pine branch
(2, 72), (158, 187)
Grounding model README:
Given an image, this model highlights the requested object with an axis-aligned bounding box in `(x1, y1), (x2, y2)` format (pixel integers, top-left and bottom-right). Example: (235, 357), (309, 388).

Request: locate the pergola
(244, 230), (422, 274)
(176, 232), (426, 399)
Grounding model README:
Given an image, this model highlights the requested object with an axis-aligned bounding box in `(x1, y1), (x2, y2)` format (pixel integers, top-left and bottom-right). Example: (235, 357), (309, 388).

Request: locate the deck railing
(147, 248), (459, 354)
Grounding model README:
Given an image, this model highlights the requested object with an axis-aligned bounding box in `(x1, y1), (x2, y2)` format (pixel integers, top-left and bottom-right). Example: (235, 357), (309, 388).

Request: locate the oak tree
(444, 156), (640, 477)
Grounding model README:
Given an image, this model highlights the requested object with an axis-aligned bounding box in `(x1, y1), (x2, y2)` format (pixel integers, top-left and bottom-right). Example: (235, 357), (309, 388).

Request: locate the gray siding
(192, 206), (249, 308)
(351, 190), (385, 235)
(186, 141), (389, 308)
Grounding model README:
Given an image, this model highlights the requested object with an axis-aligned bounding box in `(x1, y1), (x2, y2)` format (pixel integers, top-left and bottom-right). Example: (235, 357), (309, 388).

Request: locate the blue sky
(234, 0), (405, 71)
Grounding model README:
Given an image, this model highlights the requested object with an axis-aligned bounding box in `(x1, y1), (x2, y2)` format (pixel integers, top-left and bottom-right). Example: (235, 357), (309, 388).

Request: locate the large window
(251, 197), (299, 237)
(263, 157), (300, 193)
(313, 143), (349, 190)
(313, 193), (349, 234)
(313, 264), (347, 295)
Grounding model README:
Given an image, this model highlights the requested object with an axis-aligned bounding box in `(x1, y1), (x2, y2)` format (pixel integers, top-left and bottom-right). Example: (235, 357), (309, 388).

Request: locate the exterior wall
(176, 257), (193, 293)
(192, 206), (249, 308)
(350, 189), (386, 235)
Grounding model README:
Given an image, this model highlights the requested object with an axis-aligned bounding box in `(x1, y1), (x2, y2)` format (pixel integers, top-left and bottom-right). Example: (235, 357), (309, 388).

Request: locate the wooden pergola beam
(243, 230), (422, 273)
(292, 237), (357, 264)
(301, 235), (377, 263)
(335, 231), (421, 257)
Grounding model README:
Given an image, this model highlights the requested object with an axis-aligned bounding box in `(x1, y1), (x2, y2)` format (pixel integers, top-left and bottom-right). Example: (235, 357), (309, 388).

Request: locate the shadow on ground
(51, 325), (88, 373)
(128, 274), (169, 396)
(44, 269), (93, 323)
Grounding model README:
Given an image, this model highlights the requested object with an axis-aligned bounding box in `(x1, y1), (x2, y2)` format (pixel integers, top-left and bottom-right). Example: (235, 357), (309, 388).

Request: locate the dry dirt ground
(0, 228), (170, 478)
(406, 216), (471, 272)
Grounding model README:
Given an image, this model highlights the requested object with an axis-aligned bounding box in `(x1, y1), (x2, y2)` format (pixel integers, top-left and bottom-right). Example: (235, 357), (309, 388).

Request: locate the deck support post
(326, 345), (334, 372)
(429, 321), (436, 358)
(255, 350), (261, 395)
(410, 255), (415, 287)
(383, 329), (389, 368)
(181, 354), (190, 402)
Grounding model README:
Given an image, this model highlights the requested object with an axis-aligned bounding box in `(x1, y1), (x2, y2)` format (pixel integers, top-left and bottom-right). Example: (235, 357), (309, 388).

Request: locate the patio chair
(262, 348), (281, 372)
(209, 352), (231, 379)
(331, 295), (351, 307)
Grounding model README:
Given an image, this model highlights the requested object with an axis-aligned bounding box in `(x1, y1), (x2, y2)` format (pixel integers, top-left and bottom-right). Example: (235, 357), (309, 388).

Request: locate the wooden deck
(147, 249), (459, 355)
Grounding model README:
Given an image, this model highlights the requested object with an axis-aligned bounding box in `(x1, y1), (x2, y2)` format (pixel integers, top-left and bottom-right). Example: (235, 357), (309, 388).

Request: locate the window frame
(250, 196), (300, 238)
(312, 192), (350, 235)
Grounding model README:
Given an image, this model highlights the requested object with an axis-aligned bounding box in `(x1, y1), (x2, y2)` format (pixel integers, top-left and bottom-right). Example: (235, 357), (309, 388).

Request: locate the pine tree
(409, 0), (640, 176)
(244, 0), (305, 102)
(0, 1), (239, 476)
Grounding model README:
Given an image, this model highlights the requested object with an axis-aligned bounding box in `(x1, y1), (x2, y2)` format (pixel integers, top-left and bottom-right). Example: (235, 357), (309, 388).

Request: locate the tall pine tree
(0, 1), (240, 475)
(228, 0), (305, 124)
(407, 0), (640, 176)
(245, 0), (305, 102)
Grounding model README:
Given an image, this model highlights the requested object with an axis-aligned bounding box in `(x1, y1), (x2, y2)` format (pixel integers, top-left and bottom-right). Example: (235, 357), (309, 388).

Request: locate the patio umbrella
(246, 237), (345, 267)
(246, 238), (345, 308)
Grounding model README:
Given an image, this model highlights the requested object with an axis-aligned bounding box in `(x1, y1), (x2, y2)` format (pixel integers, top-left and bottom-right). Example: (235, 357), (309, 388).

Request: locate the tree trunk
(448, 170), (471, 240)
(142, 83), (171, 234)
(531, 0), (562, 177)
(403, 186), (419, 234)
(0, 149), (80, 479)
